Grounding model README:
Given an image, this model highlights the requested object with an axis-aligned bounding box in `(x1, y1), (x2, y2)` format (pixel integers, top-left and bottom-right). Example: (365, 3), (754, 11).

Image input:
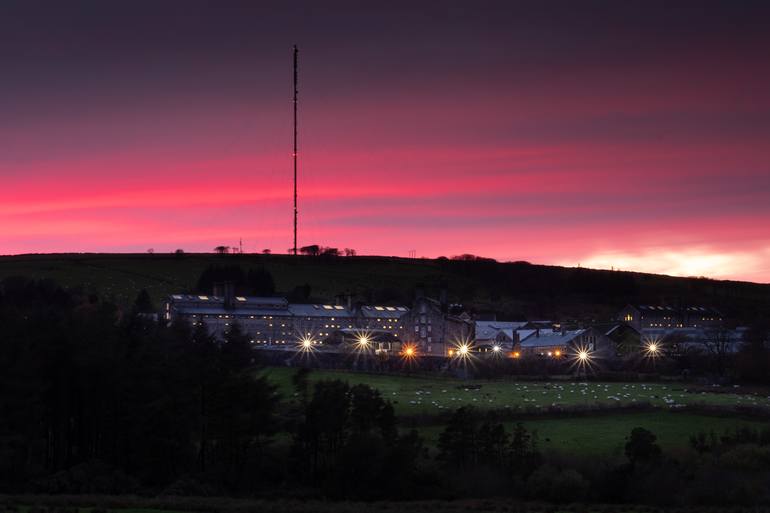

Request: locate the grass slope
(1, 253), (769, 321)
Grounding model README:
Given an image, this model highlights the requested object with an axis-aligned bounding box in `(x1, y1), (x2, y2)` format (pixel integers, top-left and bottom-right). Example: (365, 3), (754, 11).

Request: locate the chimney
(536, 328), (540, 338)
(439, 287), (448, 308)
(335, 293), (353, 311)
(223, 281), (235, 310)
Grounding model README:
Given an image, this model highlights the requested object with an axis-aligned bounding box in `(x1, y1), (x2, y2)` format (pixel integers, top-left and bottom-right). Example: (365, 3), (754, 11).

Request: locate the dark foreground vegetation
(7, 497), (770, 513)
(3, 276), (770, 507)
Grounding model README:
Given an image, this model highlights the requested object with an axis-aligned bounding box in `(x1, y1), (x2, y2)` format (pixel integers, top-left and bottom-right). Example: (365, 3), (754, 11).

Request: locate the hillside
(1, 253), (769, 323)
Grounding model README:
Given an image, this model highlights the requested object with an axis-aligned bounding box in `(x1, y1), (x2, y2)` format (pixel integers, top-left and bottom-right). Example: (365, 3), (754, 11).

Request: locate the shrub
(526, 464), (589, 503)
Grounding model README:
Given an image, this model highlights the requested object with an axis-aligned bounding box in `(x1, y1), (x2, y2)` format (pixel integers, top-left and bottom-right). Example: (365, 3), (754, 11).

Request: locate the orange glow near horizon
(2, 3), (769, 283)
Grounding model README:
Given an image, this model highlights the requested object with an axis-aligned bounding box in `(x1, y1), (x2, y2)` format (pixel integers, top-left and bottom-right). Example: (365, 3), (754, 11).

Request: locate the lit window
(198, 295), (209, 300)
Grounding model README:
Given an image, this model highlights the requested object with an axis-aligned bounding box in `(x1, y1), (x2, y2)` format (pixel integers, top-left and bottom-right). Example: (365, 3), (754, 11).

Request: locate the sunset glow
(1, 2), (769, 282)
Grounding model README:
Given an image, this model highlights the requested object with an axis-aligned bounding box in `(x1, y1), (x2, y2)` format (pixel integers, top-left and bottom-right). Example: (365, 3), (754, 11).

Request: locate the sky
(2, 1), (770, 282)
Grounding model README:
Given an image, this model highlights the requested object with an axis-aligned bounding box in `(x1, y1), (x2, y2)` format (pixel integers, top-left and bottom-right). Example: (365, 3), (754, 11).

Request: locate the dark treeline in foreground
(3, 276), (770, 505)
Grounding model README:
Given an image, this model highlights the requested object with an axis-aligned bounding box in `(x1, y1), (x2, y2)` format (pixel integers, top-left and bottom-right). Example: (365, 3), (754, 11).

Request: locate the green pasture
(416, 412), (767, 456)
(261, 366), (770, 417)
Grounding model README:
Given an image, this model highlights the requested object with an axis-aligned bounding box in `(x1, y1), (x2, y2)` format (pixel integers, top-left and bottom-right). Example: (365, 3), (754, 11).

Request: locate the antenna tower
(292, 45), (299, 255)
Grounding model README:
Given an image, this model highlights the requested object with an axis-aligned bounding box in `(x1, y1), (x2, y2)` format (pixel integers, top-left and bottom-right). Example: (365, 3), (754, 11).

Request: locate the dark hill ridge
(1, 253), (768, 323)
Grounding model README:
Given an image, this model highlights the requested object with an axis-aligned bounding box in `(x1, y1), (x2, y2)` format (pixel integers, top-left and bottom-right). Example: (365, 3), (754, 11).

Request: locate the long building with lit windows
(617, 304), (723, 332)
(164, 293), (408, 348)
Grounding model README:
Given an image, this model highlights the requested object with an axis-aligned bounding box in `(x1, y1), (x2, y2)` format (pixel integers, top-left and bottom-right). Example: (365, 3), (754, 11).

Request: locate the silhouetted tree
(299, 245), (320, 256)
(196, 265), (246, 294)
(510, 422), (540, 476)
(700, 327), (735, 376)
(288, 283), (312, 302)
(221, 322), (254, 371)
(478, 420), (510, 468)
(133, 289), (155, 313)
(625, 427), (661, 466)
(437, 406), (480, 468)
(246, 267), (276, 296)
(737, 320), (770, 383)
(292, 367), (312, 406)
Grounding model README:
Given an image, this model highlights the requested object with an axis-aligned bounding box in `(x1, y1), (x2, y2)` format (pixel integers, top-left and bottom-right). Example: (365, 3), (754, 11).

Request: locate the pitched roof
(359, 305), (409, 318)
(630, 305), (722, 316)
(288, 303), (355, 318)
(520, 329), (588, 348)
(475, 320), (528, 340)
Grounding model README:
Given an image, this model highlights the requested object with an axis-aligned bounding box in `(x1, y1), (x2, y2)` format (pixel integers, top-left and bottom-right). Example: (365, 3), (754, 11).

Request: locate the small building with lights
(474, 320), (528, 351)
(518, 327), (616, 358)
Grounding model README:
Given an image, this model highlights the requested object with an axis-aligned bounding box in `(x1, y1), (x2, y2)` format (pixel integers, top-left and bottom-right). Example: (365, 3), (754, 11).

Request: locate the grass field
(262, 367), (770, 455)
(417, 412), (767, 456)
(261, 366), (770, 417)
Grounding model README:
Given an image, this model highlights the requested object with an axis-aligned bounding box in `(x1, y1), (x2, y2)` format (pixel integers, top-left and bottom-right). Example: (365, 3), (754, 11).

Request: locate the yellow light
(554, 350), (561, 357)
(642, 337), (663, 359)
(296, 334), (317, 353)
(578, 350), (589, 361)
(357, 335), (370, 348)
(512, 351), (520, 358)
(458, 344), (470, 355)
(547, 351), (552, 357)
(448, 349), (455, 357)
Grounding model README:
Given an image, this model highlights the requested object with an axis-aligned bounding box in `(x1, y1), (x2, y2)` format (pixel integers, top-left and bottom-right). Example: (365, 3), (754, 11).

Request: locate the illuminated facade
(618, 304), (723, 332)
(165, 294), (408, 346)
(399, 296), (473, 356)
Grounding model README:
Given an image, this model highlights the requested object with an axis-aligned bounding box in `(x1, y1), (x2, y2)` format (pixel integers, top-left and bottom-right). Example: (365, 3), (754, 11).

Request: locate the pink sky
(1, 1), (769, 282)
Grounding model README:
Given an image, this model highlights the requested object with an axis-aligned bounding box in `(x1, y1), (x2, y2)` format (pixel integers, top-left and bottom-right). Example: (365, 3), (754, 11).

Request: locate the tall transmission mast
(292, 44), (299, 255)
